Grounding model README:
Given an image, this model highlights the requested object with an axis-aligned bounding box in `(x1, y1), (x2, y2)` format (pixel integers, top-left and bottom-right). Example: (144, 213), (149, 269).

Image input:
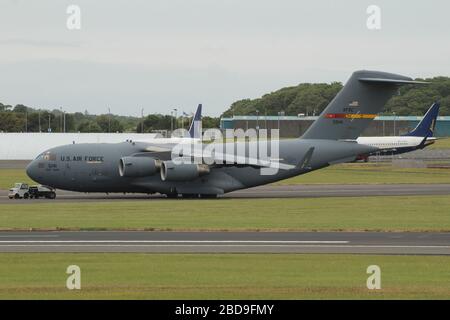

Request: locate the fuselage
(356, 136), (435, 155)
(26, 139), (377, 195)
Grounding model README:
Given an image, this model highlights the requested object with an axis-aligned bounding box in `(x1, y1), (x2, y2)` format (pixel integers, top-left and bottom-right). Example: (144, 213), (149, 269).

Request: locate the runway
(0, 231), (449, 255)
(1, 183), (450, 203)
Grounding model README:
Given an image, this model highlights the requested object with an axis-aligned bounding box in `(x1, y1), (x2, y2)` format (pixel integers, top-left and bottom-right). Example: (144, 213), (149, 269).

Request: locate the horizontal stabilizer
(358, 78), (428, 85)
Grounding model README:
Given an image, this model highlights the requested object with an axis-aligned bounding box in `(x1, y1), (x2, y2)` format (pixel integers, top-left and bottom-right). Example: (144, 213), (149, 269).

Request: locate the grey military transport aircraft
(26, 70), (425, 198)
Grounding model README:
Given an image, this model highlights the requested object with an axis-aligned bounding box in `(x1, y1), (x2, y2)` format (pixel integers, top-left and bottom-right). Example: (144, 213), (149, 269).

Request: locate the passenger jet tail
(188, 104), (202, 139)
(404, 102), (440, 138)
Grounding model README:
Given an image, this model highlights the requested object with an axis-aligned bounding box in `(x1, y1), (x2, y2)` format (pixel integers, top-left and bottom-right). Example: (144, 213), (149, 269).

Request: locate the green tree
(95, 115), (124, 133)
(77, 120), (102, 133)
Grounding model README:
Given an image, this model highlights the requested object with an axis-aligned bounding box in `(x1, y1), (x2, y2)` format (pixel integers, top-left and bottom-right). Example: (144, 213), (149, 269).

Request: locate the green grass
(1, 196), (450, 232)
(278, 163), (450, 185)
(431, 138), (450, 149)
(0, 253), (449, 299)
(0, 169), (34, 190)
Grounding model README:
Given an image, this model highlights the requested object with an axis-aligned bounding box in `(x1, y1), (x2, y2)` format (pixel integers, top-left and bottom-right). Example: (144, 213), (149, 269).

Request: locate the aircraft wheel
(200, 194), (218, 199)
(47, 192), (56, 199)
(166, 193), (178, 199)
(182, 194), (199, 199)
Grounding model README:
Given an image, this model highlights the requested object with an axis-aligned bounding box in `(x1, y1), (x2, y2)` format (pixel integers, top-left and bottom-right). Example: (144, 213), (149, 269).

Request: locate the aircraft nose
(26, 161), (38, 182)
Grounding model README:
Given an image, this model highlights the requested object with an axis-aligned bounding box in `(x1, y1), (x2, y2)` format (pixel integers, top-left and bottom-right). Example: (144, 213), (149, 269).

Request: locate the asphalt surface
(0, 231), (449, 255)
(1, 183), (450, 203)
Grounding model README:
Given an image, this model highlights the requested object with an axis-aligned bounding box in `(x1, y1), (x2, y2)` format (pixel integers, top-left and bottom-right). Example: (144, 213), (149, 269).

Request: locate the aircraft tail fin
(404, 102), (440, 138)
(188, 104), (202, 139)
(301, 70), (427, 140)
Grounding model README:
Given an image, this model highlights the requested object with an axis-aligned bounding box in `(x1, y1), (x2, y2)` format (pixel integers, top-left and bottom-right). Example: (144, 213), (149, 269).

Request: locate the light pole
(25, 107), (28, 132)
(256, 109), (259, 133)
(278, 111), (284, 136)
(59, 107), (63, 132)
(181, 111), (185, 130)
(277, 111), (281, 131)
(172, 108), (178, 135)
(173, 108), (178, 130)
(393, 112), (396, 136)
(141, 108), (144, 133)
(108, 107), (111, 133)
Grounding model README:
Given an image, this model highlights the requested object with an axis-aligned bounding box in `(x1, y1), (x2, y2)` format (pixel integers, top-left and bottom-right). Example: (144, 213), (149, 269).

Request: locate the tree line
(0, 104), (220, 133)
(2, 75), (449, 132)
(221, 76), (450, 118)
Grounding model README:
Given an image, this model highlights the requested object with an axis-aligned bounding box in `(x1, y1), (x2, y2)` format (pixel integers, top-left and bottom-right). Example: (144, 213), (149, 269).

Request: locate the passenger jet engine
(160, 160), (210, 181)
(119, 157), (162, 177)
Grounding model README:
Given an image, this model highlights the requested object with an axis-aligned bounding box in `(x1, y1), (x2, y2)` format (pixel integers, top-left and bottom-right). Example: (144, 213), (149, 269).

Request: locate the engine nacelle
(119, 157), (161, 177)
(160, 161), (210, 181)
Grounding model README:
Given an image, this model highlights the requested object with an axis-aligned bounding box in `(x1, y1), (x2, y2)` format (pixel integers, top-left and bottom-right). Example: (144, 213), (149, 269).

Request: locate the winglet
(188, 104), (202, 139)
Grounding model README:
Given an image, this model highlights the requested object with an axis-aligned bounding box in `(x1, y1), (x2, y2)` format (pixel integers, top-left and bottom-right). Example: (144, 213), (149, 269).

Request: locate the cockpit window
(42, 152), (57, 161)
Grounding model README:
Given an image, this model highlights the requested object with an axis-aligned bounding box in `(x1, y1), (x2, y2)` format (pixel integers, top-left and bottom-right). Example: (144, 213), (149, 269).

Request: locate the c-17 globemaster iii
(26, 70), (425, 198)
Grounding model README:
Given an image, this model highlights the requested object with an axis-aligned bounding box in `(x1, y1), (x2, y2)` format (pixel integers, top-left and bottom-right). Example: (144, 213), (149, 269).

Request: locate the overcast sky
(0, 0), (449, 116)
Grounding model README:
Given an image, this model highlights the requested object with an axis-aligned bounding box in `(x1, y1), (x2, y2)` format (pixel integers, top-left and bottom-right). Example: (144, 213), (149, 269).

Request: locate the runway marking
(0, 235), (59, 238)
(0, 245), (449, 249)
(0, 240), (349, 244)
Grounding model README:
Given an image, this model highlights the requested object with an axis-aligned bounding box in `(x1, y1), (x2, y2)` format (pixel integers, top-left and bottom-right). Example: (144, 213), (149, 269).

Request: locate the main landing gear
(165, 193), (218, 199)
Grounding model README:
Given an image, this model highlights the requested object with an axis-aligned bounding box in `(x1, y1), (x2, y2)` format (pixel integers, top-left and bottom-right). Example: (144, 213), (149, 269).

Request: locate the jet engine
(160, 161), (210, 181)
(119, 157), (161, 177)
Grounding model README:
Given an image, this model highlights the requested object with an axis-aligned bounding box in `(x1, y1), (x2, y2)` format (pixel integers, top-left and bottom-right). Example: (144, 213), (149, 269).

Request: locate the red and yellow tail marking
(325, 113), (377, 119)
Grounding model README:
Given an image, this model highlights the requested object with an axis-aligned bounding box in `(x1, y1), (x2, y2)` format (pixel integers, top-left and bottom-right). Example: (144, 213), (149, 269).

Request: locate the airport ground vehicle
(8, 183), (56, 199)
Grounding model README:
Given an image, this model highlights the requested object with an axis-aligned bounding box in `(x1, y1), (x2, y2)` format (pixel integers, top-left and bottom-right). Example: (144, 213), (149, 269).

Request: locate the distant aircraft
(26, 70), (426, 198)
(142, 103), (203, 143)
(356, 102), (440, 160)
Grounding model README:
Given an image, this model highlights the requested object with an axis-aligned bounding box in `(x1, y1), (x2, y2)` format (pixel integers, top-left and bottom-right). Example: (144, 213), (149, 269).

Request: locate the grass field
(2, 163), (450, 190)
(431, 138), (450, 149)
(0, 169), (33, 190)
(278, 164), (450, 185)
(1, 195), (449, 232)
(0, 253), (449, 299)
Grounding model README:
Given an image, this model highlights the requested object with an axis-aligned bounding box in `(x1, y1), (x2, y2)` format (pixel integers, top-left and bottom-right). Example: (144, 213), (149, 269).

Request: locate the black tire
(166, 193), (178, 199)
(23, 193), (29, 199)
(47, 192), (56, 199)
(181, 194), (199, 199)
(14, 194), (20, 199)
(200, 194), (218, 199)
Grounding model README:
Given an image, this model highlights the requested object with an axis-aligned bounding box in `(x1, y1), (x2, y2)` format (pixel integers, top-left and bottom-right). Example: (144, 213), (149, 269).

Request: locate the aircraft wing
(138, 141), (297, 170)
